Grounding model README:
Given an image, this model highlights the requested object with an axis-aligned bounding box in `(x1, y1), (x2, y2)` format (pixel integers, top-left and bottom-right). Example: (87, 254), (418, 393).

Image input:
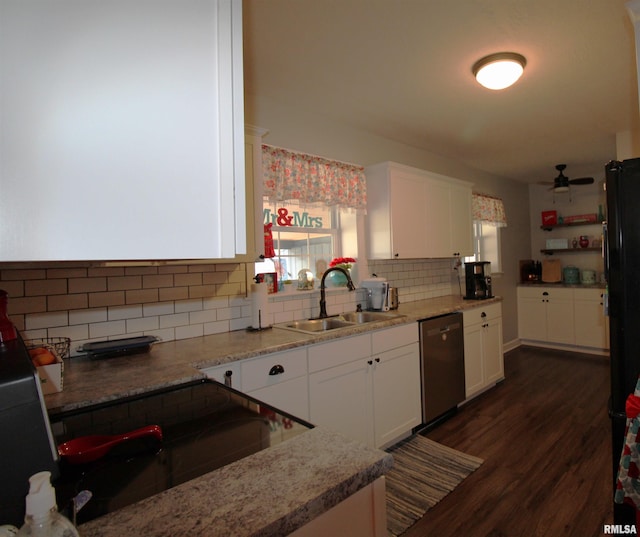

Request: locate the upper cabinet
(365, 162), (473, 259)
(0, 0), (246, 262)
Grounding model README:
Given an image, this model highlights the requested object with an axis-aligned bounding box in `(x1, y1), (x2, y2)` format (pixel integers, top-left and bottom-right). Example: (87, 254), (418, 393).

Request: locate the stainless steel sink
(340, 311), (402, 324)
(282, 318), (354, 332)
(275, 311), (405, 334)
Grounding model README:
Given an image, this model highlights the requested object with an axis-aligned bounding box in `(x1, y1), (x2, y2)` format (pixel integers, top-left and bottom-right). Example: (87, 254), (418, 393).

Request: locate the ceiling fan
(540, 164), (595, 193)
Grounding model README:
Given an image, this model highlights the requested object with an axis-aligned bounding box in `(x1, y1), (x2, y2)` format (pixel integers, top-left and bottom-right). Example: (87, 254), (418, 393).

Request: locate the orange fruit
(29, 348), (57, 366)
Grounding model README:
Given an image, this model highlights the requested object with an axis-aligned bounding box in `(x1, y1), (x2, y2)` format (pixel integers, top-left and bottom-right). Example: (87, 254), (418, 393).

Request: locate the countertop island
(44, 294), (501, 536)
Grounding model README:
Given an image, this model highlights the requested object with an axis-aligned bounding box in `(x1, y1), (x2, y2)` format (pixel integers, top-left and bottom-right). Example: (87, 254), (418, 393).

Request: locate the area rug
(385, 434), (483, 536)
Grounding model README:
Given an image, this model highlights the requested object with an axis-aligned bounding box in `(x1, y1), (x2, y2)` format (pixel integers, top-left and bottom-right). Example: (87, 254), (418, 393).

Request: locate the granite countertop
(44, 294), (501, 537)
(46, 294), (501, 415)
(78, 428), (393, 537)
(518, 281), (605, 289)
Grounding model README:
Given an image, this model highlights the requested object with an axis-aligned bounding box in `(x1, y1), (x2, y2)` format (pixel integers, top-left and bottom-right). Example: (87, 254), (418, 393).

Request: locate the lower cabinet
(203, 323), (422, 449)
(463, 302), (504, 400)
(308, 324), (421, 449)
(241, 348), (309, 421)
(517, 286), (608, 351)
(202, 348), (309, 421)
(573, 288), (609, 350)
(201, 362), (242, 390)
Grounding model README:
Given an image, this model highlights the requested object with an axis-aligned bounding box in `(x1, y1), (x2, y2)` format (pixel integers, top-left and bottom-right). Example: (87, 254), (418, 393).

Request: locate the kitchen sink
(282, 318), (355, 332)
(340, 311), (402, 324)
(275, 311), (405, 334)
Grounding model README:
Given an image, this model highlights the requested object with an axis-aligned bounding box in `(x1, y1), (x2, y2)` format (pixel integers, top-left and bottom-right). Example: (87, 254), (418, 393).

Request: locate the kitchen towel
(251, 283), (270, 330)
(615, 375), (640, 526)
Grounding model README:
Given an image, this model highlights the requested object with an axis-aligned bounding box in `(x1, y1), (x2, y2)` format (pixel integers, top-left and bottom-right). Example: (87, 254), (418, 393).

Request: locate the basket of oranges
(24, 337), (70, 394)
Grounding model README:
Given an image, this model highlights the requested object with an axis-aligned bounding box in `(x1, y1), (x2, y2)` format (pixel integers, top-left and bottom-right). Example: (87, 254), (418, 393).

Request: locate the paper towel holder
(247, 276), (273, 332)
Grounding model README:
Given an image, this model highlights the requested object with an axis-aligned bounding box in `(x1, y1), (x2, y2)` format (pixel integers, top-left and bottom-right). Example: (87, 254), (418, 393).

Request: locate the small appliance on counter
(464, 261), (493, 300)
(361, 277), (391, 311)
(520, 259), (542, 282)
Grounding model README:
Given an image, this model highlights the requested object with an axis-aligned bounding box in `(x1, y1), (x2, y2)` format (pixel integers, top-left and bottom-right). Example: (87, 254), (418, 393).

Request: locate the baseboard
(513, 339), (609, 356)
(503, 338), (520, 353)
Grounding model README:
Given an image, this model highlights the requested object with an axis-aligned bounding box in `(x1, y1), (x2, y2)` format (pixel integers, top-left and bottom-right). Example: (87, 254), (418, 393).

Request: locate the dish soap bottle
(16, 472), (79, 537)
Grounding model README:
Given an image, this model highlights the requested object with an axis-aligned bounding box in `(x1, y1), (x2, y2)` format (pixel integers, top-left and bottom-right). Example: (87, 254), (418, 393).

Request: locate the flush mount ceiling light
(472, 52), (526, 90)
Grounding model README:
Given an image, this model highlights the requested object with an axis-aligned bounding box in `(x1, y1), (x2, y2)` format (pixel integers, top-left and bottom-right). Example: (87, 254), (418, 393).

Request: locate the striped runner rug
(385, 434), (483, 536)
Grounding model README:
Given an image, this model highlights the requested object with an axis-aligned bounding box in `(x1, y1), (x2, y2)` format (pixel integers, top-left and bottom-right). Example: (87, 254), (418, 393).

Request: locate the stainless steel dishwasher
(420, 312), (465, 425)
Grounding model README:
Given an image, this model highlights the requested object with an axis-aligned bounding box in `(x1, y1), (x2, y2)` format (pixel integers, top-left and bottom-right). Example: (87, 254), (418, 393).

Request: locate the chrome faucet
(318, 267), (356, 318)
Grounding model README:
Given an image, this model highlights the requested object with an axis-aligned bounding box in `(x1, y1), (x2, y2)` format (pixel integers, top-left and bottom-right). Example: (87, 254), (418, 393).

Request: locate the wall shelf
(541, 247), (601, 255)
(540, 222), (602, 231)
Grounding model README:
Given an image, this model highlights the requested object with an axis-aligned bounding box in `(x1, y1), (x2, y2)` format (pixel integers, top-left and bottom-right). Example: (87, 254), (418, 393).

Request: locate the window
(255, 199), (340, 285)
(465, 221), (502, 274)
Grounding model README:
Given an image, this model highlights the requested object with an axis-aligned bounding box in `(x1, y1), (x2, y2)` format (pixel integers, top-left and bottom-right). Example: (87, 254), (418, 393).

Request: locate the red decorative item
(579, 235), (589, 248)
(264, 223), (275, 258)
(0, 289), (17, 343)
(329, 257), (356, 268)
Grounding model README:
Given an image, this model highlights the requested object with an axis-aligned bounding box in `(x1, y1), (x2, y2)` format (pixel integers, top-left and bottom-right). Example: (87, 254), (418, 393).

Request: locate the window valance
(472, 193), (507, 227)
(262, 144), (367, 211)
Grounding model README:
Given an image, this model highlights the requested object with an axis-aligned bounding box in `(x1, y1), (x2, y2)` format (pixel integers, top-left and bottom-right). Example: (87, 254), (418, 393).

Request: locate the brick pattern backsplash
(0, 258), (454, 355)
(367, 258), (454, 302)
(0, 262), (251, 354)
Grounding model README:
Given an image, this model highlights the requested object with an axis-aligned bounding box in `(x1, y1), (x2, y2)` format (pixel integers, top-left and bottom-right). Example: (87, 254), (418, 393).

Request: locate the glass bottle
(0, 289), (17, 344)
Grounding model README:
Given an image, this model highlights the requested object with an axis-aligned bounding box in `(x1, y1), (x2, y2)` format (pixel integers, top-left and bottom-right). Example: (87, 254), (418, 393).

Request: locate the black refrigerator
(605, 158), (640, 526)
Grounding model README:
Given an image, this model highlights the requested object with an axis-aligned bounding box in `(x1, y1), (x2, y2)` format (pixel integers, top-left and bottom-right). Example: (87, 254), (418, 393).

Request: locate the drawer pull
(481, 311), (487, 318)
(269, 364), (285, 376)
(224, 370), (233, 388)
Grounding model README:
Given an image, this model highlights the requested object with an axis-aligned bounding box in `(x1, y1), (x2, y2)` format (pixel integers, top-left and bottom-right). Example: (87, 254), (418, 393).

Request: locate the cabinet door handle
(481, 311), (487, 318)
(269, 364), (285, 376)
(367, 360), (373, 365)
(542, 291), (549, 296)
(375, 357), (380, 363)
(224, 370), (233, 388)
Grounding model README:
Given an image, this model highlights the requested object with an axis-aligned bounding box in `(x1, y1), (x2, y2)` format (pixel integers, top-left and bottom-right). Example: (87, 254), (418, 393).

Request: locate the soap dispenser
(16, 472), (79, 537)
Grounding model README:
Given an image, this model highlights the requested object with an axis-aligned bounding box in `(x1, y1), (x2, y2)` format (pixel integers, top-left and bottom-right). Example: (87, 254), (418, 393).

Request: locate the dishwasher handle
(424, 321), (461, 338)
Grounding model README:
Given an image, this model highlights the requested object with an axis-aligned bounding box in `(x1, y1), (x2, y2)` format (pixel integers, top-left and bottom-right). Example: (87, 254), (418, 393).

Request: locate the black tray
(78, 336), (159, 359)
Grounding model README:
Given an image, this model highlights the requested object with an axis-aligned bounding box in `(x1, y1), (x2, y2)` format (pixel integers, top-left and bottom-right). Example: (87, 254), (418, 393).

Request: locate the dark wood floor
(405, 345), (613, 537)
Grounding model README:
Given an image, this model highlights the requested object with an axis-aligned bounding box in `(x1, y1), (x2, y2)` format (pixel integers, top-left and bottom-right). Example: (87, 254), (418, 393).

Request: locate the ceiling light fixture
(472, 52), (526, 90)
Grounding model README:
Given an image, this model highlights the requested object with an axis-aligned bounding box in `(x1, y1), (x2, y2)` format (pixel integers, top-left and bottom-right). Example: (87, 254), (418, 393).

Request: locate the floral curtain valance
(262, 144), (367, 211)
(472, 193), (507, 227)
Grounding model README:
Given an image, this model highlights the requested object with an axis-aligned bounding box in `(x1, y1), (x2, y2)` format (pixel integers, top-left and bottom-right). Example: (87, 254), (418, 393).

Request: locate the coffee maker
(464, 261), (493, 300)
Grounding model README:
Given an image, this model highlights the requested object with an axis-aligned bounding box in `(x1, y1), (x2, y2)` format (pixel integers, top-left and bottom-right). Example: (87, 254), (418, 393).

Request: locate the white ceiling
(243, 0), (639, 184)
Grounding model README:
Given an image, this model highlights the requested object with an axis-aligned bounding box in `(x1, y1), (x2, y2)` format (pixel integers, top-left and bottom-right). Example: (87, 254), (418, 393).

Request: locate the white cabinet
(423, 178), (474, 258)
(241, 348), (309, 421)
(573, 288), (609, 350)
(463, 303), (504, 399)
(365, 162), (473, 259)
(201, 362), (242, 391)
(518, 286), (609, 352)
(308, 324), (420, 449)
(371, 325), (421, 447)
(308, 334), (373, 446)
(517, 286), (608, 351)
(0, 0), (246, 261)
(517, 287), (575, 345)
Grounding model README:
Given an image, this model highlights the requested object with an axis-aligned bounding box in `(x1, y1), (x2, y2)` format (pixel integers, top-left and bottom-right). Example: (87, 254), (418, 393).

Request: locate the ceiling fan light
(472, 52), (526, 90)
(554, 186), (570, 193)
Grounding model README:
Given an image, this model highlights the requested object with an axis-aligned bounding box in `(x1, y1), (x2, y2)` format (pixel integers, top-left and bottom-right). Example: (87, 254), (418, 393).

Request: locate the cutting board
(542, 259), (562, 283)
